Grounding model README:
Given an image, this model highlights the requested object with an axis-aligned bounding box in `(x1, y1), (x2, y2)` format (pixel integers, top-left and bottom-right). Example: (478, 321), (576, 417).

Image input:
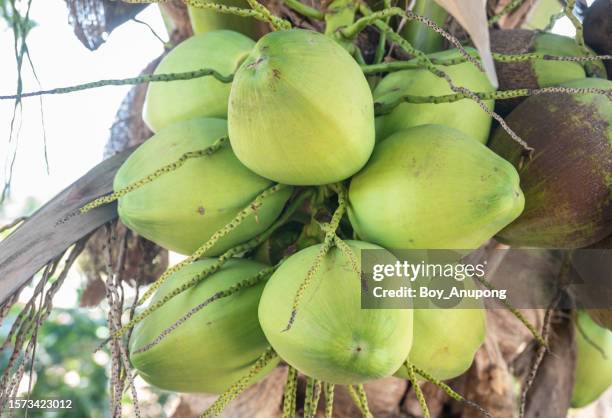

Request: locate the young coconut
(258, 241), (413, 384)
(373, 48), (495, 144)
(130, 258), (277, 394)
(396, 306), (485, 381)
(490, 29), (607, 114)
(348, 125), (524, 250)
(571, 311), (612, 408)
(228, 29), (375, 185)
(187, 1), (264, 39)
(489, 78), (612, 249)
(143, 30), (255, 132)
(115, 117), (292, 255)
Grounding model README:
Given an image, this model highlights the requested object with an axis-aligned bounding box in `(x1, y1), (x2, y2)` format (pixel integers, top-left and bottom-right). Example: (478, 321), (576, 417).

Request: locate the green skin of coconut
(143, 30), (255, 133)
(571, 311), (612, 408)
(115, 118), (292, 256)
(228, 29), (375, 186)
(188, 2), (261, 39)
(395, 275), (486, 381)
(373, 48), (495, 144)
(130, 258), (277, 394)
(348, 125), (525, 250)
(258, 241), (413, 384)
(532, 33), (606, 86)
(490, 78), (612, 248)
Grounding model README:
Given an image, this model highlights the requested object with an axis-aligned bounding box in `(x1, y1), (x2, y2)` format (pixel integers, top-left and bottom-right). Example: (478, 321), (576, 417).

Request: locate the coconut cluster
(106, 10), (612, 412)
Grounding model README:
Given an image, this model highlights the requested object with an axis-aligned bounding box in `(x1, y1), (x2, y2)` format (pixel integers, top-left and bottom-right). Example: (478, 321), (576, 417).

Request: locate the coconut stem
(339, 8), (404, 39)
(362, 51), (612, 74)
(488, 0), (525, 26)
(414, 366), (493, 418)
(282, 366), (298, 418)
(244, 0), (292, 30)
(201, 346), (279, 418)
(372, 0), (392, 65)
(283, 0), (324, 20)
(132, 267), (273, 354)
(303, 376), (322, 418)
(79, 137), (228, 214)
(374, 85), (612, 114)
(405, 362), (430, 418)
(347, 384), (373, 418)
(324, 382), (335, 418)
(475, 276), (548, 348)
(0, 67), (234, 101)
(359, 4), (533, 155)
(283, 184), (347, 332)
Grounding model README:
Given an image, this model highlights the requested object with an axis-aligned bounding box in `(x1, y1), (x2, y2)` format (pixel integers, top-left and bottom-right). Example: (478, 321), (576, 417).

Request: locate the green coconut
(228, 29), (375, 185)
(188, 2), (263, 39)
(348, 125), (524, 250)
(571, 311), (612, 408)
(489, 78), (612, 248)
(143, 30), (255, 133)
(490, 29), (606, 114)
(130, 258), (276, 393)
(258, 241), (413, 384)
(115, 118), (292, 255)
(396, 307), (486, 381)
(373, 48), (495, 144)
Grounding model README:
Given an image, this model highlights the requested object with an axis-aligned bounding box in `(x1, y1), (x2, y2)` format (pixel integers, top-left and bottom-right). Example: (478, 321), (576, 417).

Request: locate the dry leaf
(433, 0), (499, 88)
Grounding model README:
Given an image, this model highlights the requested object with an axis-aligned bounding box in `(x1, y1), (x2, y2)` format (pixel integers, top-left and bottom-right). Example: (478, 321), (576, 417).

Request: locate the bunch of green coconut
(86, 2), (612, 415)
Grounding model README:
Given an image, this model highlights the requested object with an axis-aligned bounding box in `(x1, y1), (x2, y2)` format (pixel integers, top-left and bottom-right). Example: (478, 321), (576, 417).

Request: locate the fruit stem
(372, 0), (392, 65)
(475, 276), (548, 348)
(405, 362), (430, 418)
(324, 0), (356, 48)
(200, 346), (279, 417)
(359, 4), (533, 155)
(244, 0), (292, 30)
(303, 376), (322, 418)
(283, 184), (347, 332)
(347, 384), (373, 418)
(414, 365), (492, 418)
(0, 67), (234, 100)
(339, 8), (404, 39)
(362, 51), (612, 74)
(488, 0), (525, 26)
(282, 366), (298, 417)
(283, 0), (324, 20)
(324, 382), (335, 418)
(373, 85), (612, 115)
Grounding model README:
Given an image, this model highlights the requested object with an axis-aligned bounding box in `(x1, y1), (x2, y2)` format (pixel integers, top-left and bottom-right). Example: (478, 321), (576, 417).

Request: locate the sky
(0, 0), (166, 220)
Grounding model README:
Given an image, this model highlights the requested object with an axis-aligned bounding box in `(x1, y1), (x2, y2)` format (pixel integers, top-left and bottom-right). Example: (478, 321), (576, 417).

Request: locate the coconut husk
(489, 29), (539, 115)
(584, 0), (612, 78)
